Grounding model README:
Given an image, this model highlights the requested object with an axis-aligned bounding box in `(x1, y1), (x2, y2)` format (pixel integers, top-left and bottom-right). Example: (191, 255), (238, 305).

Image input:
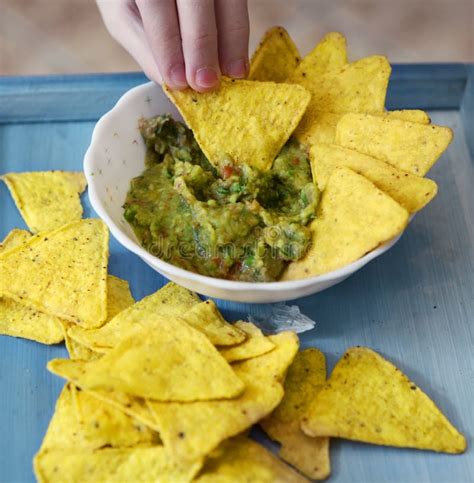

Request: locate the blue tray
(0, 65), (473, 483)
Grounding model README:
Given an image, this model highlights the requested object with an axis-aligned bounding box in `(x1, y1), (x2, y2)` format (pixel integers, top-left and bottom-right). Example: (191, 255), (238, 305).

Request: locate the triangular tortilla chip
(0, 296), (64, 344)
(72, 386), (159, 449)
(34, 447), (202, 483)
(219, 321), (275, 362)
(181, 300), (246, 346)
(288, 32), (347, 83)
(195, 436), (307, 483)
(147, 332), (299, 463)
(383, 109), (430, 124)
(290, 55), (391, 115)
(1, 171), (86, 233)
(0, 229), (32, 253)
(302, 347), (467, 453)
(67, 282), (200, 352)
(335, 113), (453, 175)
(311, 143), (437, 213)
(0, 219), (109, 328)
(49, 322), (244, 401)
(248, 26), (301, 82)
(261, 348), (330, 480)
(282, 167), (408, 279)
(164, 78), (310, 170)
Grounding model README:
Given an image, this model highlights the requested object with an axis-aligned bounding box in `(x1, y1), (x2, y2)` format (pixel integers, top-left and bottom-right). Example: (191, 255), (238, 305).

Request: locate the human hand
(97, 0), (249, 92)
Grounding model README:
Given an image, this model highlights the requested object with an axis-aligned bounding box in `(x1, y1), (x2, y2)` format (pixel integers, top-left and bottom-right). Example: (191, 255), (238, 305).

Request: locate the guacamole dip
(124, 115), (319, 282)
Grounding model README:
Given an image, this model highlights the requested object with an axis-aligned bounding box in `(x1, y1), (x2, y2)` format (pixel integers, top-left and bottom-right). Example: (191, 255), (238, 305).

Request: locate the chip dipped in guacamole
(123, 115), (319, 282)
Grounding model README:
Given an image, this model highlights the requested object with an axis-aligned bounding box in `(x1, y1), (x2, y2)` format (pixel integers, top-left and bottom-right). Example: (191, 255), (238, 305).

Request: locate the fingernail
(226, 59), (247, 79)
(195, 67), (219, 89)
(169, 64), (187, 88)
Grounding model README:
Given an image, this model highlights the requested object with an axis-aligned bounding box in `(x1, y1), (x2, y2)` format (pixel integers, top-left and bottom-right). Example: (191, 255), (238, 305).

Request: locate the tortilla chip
(64, 329), (101, 361)
(0, 229), (32, 253)
(294, 109), (342, 146)
(164, 78), (310, 171)
(335, 113), (453, 175)
(49, 322), (244, 401)
(147, 332), (299, 463)
(1, 171), (86, 233)
(288, 32), (347, 83)
(290, 55), (390, 115)
(0, 296), (64, 344)
(302, 347), (467, 454)
(181, 300), (246, 346)
(72, 387), (159, 448)
(106, 274), (135, 321)
(261, 349), (330, 480)
(282, 167), (409, 280)
(382, 109), (430, 124)
(219, 321), (275, 363)
(34, 446), (202, 483)
(196, 436), (308, 483)
(67, 282), (200, 352)
(248, 26), (301, 82)
(0, 219), (108, 328)
(311, 143), (438, 213)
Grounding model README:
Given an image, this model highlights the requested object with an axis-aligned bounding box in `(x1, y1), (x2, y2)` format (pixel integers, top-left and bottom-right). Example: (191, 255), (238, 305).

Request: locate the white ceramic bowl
(84, 81), (403, 303)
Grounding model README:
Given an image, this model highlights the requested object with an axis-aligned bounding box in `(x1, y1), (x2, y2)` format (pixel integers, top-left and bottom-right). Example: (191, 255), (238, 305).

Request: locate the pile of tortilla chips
(165, 27), (453, 280)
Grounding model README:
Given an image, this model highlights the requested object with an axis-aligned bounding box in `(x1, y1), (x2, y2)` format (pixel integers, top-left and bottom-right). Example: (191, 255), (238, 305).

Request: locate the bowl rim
(84, 81), (404, 292)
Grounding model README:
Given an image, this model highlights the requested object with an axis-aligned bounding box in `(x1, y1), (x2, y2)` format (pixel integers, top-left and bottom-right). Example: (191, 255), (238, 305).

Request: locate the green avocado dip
(123, 115), (319, 282)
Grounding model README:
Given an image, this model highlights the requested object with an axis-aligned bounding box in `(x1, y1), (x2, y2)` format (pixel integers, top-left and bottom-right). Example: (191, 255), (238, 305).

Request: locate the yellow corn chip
(106, 274), (135, 321)
(248, 26), (301, 82)
(290, 55), (391, 115)
(311, 143), (438, 213)
(0, 229), (32, 253)
(64, 329), (101, 361)
(282, 167), (408, 280)
(147, 332), (299, 463)
(164, 78), (310, 171)
(1, 171), (86, 233)
(261, 348), (330, 480)
(34, 446), (202, 483)
(196, 436), (308, 483)
(72, 387), (159, 448)
(0, 219), (109, 328)
(382, 109), (430, 124)
(336, 113), (453, 175)
(219, 321), (275, 363)
(49, 322), (244, 401)
(294, 109), (342, 146)
(302, 347), (467, 454)
(0, 296), (64, 344)
(288, 32), (347, 83)
(67, 282), (200, 352)
(181, 300), (246, 346)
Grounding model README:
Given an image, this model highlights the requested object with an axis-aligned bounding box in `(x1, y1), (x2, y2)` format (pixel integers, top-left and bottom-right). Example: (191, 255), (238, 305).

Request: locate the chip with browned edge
(302, 347), (467, 453)
(0, 219), (109, 328)
(310, 143), (437, 213)
(195, 436), (308, 483)
(147, 332), (299, 463)
(1, 171), (86, 233)
(164, 78), (310, 171)
(282, 167), (408, 280)
(248, 26), (301, 82)
(49, 321), (244, 402)
(336, 113), (453, 175)
(261, 348), (330, 480)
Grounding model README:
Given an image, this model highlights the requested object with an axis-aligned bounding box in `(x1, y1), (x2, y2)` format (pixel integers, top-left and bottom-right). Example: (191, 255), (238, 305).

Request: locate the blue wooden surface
(0, 64), (469, 123)
(0, 73), (473, 483)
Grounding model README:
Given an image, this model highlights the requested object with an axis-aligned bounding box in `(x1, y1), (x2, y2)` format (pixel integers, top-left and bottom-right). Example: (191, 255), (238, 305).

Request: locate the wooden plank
(0, 111), (473, 482)
(0, 64), (470, 123)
